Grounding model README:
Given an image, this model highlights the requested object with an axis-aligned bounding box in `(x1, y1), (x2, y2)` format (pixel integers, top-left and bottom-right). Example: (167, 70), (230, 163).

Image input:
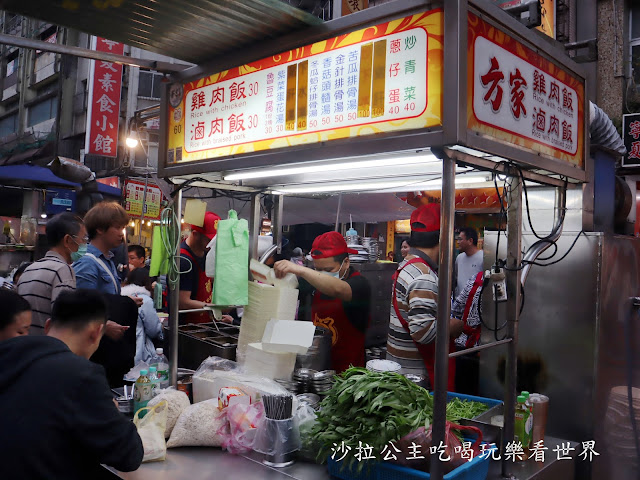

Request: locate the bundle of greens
(312, 367), (489, 470)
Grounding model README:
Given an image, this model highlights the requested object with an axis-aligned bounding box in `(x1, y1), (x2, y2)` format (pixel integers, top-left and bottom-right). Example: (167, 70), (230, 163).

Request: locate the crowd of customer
(0, 201), (164, 477)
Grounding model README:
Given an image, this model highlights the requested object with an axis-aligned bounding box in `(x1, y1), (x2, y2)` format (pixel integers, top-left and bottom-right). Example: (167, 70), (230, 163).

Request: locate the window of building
(138, 71), (163, 99)
(28, 97), (58, 126)
(631, 5), (640, 91)
(5, 51), (19, 78)
(0, 114), (17, 136)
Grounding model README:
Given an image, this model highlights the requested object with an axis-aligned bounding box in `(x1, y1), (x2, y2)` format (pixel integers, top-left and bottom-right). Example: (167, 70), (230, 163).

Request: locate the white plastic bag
(134, 401), (168, 463)
(147, 388), (191, 438)
(206, 236), (217, 278)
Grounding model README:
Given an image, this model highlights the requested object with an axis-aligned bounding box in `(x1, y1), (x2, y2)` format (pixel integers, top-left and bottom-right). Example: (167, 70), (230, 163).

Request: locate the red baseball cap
(311, 231), (358, 259)
(410, 203), (441, 232)
(191, 211), (221, 240)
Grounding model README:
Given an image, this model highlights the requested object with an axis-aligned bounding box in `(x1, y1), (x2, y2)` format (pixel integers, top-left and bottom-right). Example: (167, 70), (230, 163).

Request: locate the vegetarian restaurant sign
(166, 9), (443, 164)
(467, 13), (585, 168)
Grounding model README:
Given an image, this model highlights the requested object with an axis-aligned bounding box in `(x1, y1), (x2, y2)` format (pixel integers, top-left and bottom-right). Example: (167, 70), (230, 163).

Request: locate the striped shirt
(386, 249), (438, 374)
(17, 251), (76, 329)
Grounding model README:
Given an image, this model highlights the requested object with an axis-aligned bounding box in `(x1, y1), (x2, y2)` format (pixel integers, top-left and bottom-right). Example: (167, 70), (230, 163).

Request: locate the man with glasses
(17, 212), (87, 335)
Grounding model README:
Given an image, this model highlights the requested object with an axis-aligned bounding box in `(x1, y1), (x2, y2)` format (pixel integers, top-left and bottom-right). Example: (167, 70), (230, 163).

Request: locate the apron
(392, 257), (456, 392)
(180, 247), (213, 324)
(458, 271), (485, 349)
(312, 270), (366, 373)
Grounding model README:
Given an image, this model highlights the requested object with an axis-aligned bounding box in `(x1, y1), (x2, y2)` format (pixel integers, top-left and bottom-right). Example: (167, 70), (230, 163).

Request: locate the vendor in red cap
(274, 231), (371, 373)
(179, 211), (232, 324)
(386, 203), (463, 390)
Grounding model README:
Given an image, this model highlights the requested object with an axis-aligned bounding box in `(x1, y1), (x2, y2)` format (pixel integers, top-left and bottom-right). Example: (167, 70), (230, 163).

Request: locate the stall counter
(105, 448), (330, 480)
(105, 436), (576, 480)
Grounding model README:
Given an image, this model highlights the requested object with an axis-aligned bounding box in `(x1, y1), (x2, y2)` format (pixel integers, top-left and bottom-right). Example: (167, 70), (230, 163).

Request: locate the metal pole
(431, 153), (456, 480)
(249, 193), (262, 260)
(137, 173), (149, 244)
(273, 194), (284, 254)
(0, 32), (188, 73)
(334, 193), (342, 232)
(502, 175), (523, 478)
(448, 338), (512, 357)
(168, 189), (182, 388)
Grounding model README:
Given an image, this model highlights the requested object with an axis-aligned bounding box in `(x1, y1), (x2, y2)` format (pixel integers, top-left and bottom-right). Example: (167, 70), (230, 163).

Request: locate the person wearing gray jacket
(121, 268), (163, 364)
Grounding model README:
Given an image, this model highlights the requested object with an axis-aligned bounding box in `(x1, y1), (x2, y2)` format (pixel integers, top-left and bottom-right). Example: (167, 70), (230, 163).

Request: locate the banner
(85, 37), (124, 158)
(467, 13), (585, 168)
(124, 180), (162, 220)
(166, 9), (443, 164)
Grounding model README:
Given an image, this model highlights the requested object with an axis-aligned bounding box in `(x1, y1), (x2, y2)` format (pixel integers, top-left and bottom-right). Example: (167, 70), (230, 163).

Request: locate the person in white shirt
(454, 227), (483, 298)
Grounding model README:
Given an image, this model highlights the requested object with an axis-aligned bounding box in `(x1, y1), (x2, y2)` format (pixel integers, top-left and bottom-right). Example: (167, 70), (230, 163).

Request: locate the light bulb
(125, 136), (138, 148)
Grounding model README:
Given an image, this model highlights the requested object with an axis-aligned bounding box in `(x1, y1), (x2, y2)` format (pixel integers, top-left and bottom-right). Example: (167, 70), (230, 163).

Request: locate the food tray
(446, 392), (503, 417)
(327, 444), (496, 480)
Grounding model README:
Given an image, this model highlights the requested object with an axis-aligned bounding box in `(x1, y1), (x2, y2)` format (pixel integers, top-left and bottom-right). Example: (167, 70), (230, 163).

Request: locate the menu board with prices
(124, 180), (162, 220)
(166, 9), (443, 164)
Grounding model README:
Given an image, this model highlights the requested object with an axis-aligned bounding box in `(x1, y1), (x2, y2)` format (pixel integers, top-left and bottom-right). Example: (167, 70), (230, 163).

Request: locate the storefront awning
(0, 164), (78, 187)
(0, 0), (323, 65)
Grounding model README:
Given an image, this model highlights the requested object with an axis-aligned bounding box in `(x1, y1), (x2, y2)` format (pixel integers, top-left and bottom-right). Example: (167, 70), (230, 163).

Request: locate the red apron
(180, 247), (213, 324)
(312, 270), (366, 373)
(392, 257), (456, 391)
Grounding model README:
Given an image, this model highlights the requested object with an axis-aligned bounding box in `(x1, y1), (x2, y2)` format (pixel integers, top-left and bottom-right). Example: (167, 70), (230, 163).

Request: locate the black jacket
(0, 336), (143, 479)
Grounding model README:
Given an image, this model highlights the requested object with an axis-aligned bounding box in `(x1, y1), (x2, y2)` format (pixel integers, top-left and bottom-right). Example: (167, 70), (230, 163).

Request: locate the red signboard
(85, 37), (124, 158)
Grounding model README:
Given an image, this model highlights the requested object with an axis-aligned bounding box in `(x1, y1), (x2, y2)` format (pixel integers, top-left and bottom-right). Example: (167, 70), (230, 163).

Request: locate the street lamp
(125, 136), (139, 148)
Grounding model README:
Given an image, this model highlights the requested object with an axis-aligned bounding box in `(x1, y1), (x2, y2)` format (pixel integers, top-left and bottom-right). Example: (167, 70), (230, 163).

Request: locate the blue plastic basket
(445, 392), (502, 411)
(327, 445), (496, 480)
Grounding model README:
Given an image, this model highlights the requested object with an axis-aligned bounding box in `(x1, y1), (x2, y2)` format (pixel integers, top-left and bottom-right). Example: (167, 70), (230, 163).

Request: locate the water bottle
(148, 366), (160, 396)
(154, 348), (169, 388)
(153, 282), (163, 310)
(133, 369), (152, 416)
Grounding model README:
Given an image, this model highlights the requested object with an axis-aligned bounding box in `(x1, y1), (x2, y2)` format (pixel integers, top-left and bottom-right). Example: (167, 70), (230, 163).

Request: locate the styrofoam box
(261, 319), (316, 354)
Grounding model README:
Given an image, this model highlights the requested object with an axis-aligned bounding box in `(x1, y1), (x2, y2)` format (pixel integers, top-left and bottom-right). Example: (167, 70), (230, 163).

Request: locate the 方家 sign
(166, 9), (443, 164)
(467, 13), (584, 168)
(85, 37), (124, 158)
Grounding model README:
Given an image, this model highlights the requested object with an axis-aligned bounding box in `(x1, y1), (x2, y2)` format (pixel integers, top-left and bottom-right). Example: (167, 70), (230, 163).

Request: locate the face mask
(319, 258), (347, 280)
(71, 243), (88, 262)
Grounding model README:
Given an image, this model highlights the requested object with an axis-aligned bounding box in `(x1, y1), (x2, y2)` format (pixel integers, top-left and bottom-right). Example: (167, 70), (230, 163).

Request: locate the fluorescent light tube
(224, 154), (439, 181)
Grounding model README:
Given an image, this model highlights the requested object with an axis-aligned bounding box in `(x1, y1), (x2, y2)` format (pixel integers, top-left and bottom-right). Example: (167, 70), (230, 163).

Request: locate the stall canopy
(0, 164), (122, 196)
(0, 0), (323, 64)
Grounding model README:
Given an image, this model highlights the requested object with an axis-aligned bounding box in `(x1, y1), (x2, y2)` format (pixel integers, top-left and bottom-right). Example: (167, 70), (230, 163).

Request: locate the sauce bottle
(515, 395), (532, 455)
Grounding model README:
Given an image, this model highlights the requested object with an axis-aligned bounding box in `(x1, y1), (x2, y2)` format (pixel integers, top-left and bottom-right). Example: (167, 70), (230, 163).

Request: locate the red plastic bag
(391, 421), (483, 473)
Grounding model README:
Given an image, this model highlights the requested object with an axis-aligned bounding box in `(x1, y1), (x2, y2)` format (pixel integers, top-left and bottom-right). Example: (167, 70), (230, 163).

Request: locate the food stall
(111, 1), (597, 479)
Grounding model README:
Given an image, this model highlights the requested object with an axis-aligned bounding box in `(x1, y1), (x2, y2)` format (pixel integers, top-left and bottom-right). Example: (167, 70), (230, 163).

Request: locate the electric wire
(160, 202), (192, 290)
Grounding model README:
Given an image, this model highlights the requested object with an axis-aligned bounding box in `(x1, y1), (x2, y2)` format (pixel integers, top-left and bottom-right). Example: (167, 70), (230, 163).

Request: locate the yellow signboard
(166, 9), (443, 164)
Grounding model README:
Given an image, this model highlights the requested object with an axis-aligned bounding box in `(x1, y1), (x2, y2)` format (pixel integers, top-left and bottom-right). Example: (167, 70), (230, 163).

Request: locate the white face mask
(320, 258), (347, 280)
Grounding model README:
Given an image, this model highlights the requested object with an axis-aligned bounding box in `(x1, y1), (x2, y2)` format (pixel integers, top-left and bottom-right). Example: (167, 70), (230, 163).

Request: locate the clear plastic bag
(167, 399), (226, 448)
(295, 404), (319, 462)
(134, 401), (168, 463)
(253, 417), (301, 456)
(193, 356), (290, 404)
(218, 401), (265, 454)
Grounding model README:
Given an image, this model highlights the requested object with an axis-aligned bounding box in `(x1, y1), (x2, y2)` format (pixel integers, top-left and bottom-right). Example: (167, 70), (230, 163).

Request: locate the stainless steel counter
(106, 448), (330, 480)
(106, 435), (577, 480)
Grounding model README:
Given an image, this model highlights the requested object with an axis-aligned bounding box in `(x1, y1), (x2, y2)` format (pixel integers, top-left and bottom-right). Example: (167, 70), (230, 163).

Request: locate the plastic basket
(445, 392), (502, 410)
(327, 445), (496, 480)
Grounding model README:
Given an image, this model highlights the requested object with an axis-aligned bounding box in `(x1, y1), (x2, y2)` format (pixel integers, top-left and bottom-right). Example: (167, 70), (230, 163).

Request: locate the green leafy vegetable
(311, 367), (490, 472)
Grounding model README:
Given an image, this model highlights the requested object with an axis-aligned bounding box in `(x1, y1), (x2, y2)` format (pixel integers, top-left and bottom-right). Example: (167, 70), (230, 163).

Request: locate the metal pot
(295, 327), (331, 371)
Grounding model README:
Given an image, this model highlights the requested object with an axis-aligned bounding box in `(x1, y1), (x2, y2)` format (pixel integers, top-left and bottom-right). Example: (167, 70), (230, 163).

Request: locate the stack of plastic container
(236, 281), (299, 360)
(244, 343), (297, 380)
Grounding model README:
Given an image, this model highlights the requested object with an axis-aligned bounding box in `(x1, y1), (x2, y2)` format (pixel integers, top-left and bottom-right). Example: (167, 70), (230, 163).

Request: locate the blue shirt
(73, 244), (121, 295)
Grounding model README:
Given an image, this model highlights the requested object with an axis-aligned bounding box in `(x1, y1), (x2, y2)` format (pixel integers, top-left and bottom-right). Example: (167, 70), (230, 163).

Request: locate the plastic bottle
(133, 369), (153, 416)
(515, 395), (532, 454)
(148, 366), (159, 396)
(154, 348), (169, 388)
(521, 391), (535, 428)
